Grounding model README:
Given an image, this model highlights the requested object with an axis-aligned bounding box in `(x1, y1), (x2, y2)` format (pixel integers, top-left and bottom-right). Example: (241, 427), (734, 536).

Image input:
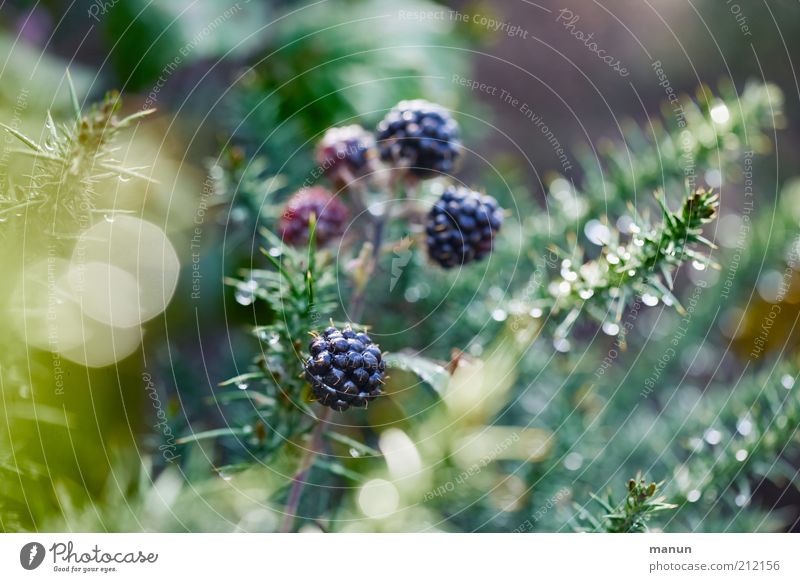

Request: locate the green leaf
(116, 108), (156, 128)
(98, 163), (159, 183)
(306, 213), (317, 308)
(385, 351), (449, 397)
(209, 390), (276, 407)
(314, 460), (366, 483)
(0, 123), (43, 152)
(66, 69), (82, 121)
(175, 426), (252, 445)
(218, 372), (264, 387)
(325, 432), (381, 457)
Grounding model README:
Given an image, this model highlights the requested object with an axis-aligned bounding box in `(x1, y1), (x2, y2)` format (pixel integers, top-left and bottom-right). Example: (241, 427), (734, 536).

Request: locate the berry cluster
(279, 187), (349, 246)
(426, 186), (504, 269)
(279, 101), (504, 412)
(282, 99), (502, 267)
(376, 99), (461, 178)
(304, 325), (386, 411)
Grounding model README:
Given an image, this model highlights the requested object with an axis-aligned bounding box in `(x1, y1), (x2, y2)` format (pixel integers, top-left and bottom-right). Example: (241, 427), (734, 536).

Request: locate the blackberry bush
(278, 186), (349, 246)
(304, 325), (386, 411)
(427, 186), (504, 268)
(376, 99), (462, 178)
(206, 84), (781, 534)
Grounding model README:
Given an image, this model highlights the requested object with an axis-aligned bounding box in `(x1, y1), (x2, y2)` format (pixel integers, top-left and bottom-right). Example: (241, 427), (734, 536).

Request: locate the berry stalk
(279, 406), (332, 533)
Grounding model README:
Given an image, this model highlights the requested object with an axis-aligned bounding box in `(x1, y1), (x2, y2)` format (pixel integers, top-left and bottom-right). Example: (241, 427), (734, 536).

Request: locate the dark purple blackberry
(316, 125), (377, 183)
(426, 186), (504, 268)
(376, 99), (461, 178)
(304, 325), (386, 411)
(279, 187), (350, 247)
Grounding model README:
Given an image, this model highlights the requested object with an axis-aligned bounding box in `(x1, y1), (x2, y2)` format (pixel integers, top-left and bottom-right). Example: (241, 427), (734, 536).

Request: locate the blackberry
(304, 325), (386, 411)
(316, 125), (377, 184)
(279, 187), (349, 247)
(426, 186), (504, 268)
(376, 99), (461, 178)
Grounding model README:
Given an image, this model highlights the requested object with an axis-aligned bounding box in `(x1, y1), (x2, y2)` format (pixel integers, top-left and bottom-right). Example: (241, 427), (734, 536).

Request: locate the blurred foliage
(225, 0), (470, 184)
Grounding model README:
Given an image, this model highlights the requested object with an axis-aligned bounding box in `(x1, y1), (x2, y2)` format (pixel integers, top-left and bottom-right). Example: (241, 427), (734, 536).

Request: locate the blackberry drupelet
(304, 325), (386, 411)
(316, 124), (377, 182)
(376, 99), (461, 178)
(279, 187), (349, 247)
(426, 186), (504, 268)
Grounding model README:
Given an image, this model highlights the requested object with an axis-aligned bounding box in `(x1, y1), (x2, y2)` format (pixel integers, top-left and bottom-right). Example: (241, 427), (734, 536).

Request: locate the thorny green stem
(279, 173), (406, 532)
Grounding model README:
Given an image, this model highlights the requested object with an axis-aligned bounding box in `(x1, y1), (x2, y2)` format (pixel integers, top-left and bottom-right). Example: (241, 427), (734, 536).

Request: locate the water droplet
(686, 489), (701, 503)
(710, 102), (730, 124)
(404, 287), (420, 303)
(118, 175), (131, 183)
(491, 308), (507, 322)
(703, 428), (722, 445)
(563, 452), (582, 471)
(268, 247), (282, 258)
(736, 416), (753, 436)
(641, 293), (659, 307)
(781, 374), (795, 389)
(104, 213), (115, 223)
(349, 447), (360, 458)
(553, 338), (571, 353)
(529, 307), (543, 318)
(234, 279), (258, 306)
(584, 219), (610, 246)
(258, 329), (280, 345)
(578, 289), (594, 300)
(602, 321), (620, 336)
(735, 449), (748, 462)
(237, 382), (249, 390)
(734, 493), (749, 507)
(692, 260), (707, 271)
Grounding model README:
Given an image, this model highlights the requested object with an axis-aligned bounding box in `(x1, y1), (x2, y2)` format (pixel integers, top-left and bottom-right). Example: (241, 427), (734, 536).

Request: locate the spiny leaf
(325, 432), (381, 457)
(65, 69), (82, 121)
(0, 123), (43, 152)
(176, 426), (253, 445)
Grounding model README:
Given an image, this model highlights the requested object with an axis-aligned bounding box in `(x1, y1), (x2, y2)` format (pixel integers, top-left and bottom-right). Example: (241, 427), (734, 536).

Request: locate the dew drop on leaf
(641, 293), (659, 307)
(602, 321), (620, 336)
